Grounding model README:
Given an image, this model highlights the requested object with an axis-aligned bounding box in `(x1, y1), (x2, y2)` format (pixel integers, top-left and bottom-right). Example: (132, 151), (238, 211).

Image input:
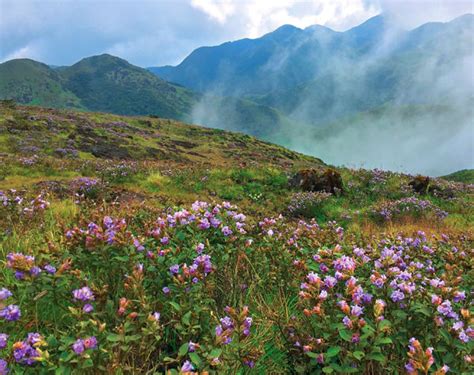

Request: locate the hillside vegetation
(0, 103), (473, 374)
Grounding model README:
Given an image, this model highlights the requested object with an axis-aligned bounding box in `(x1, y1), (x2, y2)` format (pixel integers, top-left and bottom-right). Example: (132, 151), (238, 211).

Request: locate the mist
(189, 13), (474, 176)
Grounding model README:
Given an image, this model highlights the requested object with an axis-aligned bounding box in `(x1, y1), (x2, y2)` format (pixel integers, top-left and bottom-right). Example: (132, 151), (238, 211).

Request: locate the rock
(408, 175), (431, 194)
(289, 168), (343, 194)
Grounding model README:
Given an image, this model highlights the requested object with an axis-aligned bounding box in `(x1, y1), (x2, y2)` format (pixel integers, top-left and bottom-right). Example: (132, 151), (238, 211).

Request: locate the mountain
(0, 59), (83, 109)
(60, 54), (196, 120)
(0, 54), (289, 137)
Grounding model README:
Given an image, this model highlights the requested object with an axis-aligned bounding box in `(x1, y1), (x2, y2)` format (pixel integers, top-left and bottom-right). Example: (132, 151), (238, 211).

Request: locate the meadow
(0, 104), (473, 374)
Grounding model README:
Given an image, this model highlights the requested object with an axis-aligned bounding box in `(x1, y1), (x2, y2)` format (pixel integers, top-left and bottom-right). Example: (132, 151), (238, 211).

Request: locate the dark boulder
(408, 175), (431, 194)
(289, 168), (343, 194)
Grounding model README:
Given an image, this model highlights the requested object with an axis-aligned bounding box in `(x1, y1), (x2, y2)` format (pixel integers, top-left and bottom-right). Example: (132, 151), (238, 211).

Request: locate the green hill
(442, 169), (474, 183)
(0, 59), (83, 109)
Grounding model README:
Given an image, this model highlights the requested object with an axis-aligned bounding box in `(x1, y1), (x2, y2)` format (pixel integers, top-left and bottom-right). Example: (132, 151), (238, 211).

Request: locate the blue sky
(0, 0), (472, 67)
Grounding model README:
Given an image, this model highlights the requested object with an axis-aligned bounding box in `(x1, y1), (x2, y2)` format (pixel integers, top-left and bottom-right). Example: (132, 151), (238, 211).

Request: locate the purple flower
(188, 341), (197, 352)
(342, 316), (352, 328)
(151, 312), (160, 321)
(181, 360), (194, 372)
(453, 291), (466, 303)
(244, 359), (255, 368)
(437, 300), (458, 319)
(222, 226), (233, 236)
(351, 305), (364, 317)
(169, 264), (180, 275)
(195, 243), (205, 254)
(162, 286), (170, 294)
(30, 266), (41, 277)
(0, 333), (8, 349)
(0, 288), (12, 301)
(84, 336), (97, 349)
(72, 339), (85, 355)
(72, 287), (95, 302)
(0, 359), (7, 374)
(26, 333), (43, 346)
(324, 276), (337, 288)
(83, 304), (94, 313)
(43, 264), (56, 274)
(390, 290), (405, 303)
(0, 305), (21, 321)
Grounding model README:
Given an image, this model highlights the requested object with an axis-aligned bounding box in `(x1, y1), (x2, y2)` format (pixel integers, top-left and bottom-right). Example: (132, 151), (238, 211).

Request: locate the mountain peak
(263, 24), (302, 40)
(72, 54), (131, 68)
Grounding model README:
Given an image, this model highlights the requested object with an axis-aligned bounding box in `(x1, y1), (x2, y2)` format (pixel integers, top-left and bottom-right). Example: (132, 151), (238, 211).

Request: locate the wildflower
(351, 333), (360, 343)
(150, 312), (160, 322)
(83, 304), (94, 313)
(30, 266), (41, 277)
(72, 337), (97, 355)
(195, 243), (205, 254)
(390, 290), (405, 303)
(453, 291), (466, 303)
(0, 333), (8, 349)
(351, 305), (364, 317)
(169, 264), (180, 275)
(0, 359), (7, 374)
(222, 226), (232, 236)
(0, 305), (21, 321)
(437, 301), (458, 319)
(43, 264), (56, 274)
(342, 316), (352, 328)
(188, 341), (197, 352)
(162, 286), (170, 294)
(242, 316), (252, 336)
(181, 360), (194, 373)
(72, 339), (85, 355)
(0, 288), (12, 300)
(72, 287), (95, 302)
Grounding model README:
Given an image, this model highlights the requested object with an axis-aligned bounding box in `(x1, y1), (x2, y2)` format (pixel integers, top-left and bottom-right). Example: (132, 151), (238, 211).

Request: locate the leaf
(322, 367), (334, 374)
(178, 343), (189, 357)
(189, 352), (202, 368)
(106, 334), (122, 342)
(82, 359), (94, 368)
(209, 348), (222, 358)
(353, 351), (365, 360)
(305, 351), (319, 359)
(168, 301), (181, 312)
(367, 352), (386, 362)
(125, 334), (141, 343)
(182, 311), (192, 326)
(375, 337), (393, 345)
(326, 346), (341, 358)
(339, 329), (352, 342)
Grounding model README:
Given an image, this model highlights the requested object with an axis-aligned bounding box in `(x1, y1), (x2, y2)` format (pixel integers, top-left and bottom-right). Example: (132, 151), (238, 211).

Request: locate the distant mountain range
(150, 14), (474, 126)
(1, 14), (473, 174)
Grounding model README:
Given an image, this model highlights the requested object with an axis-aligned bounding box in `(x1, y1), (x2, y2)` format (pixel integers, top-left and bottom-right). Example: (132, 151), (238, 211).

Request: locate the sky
(0, 0), (473, 67)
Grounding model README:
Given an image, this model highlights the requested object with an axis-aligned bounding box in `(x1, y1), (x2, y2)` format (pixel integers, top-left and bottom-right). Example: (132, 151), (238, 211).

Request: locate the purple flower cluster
(12, 333), (46, 365)
(72, 336), (98, 355)
(375, 197), (448, 221)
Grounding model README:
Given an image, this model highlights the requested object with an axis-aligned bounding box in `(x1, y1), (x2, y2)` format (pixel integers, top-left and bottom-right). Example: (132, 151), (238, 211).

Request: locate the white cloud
(0, 0), (472, 66)
(191, 0), (236, 23)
